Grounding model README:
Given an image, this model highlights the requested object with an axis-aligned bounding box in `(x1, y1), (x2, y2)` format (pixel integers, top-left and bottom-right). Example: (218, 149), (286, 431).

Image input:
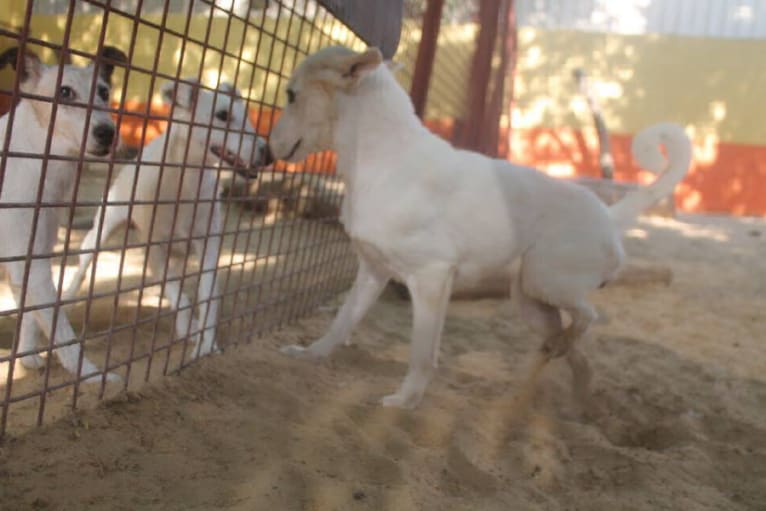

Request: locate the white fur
(270, 46), (692, 409)
(64, 80), (269, 358)
(0, 48), (123, 381)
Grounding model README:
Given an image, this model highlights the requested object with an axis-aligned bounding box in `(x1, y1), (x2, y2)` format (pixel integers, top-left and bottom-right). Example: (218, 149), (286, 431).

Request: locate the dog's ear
(97, 46), (128, 85)
(0, 47), (42, 86)
(340, 47), (382, 87)
(218, 82), (243, 99)
(384, 60), (404, 74)
(313, 47), (383, 91)
(160, 79), (199, 110)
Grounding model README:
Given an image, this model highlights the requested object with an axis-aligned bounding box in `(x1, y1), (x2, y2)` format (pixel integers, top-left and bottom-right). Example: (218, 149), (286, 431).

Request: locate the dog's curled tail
(609, 122), (692, 230)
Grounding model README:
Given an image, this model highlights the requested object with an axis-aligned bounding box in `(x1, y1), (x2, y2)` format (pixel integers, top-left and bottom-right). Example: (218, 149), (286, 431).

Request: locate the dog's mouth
(284, 138), (302, 161)
(211, 145), (253, 175)
(88, 146), (111, 157)
(210, 144), (275, 179)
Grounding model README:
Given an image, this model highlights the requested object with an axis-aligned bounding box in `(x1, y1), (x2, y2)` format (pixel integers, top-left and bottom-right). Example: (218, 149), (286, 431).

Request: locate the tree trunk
(573, 68), (615, 179)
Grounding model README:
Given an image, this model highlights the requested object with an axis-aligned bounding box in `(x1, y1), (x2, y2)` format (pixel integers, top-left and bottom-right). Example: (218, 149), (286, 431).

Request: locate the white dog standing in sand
(0, 46), (126, 381)
(64, 79), (272, 358)
(269, 46), (691, 409)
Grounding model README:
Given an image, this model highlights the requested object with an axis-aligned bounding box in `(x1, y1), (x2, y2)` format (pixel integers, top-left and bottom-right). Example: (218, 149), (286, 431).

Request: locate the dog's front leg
(7, 262), (45, 369)
(63, 200), (130, 300)
(8, 258), (117, 382)
(381, 263), (454, 409)
(281, 257), (389, 360)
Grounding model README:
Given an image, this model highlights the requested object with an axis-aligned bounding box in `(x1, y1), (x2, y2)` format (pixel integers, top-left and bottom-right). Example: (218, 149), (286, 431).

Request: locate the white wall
(517, 0), (766, 39)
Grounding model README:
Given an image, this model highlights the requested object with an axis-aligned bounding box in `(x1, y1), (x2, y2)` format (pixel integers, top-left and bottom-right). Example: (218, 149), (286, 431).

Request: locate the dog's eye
(59, 86), (76, 101)
(215, 110), (230, 122)
(286, 89), (295, 105)
(97, 85), (110, 102)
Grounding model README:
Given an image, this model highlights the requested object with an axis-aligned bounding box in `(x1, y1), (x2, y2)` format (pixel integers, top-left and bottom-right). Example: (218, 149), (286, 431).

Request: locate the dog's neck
(0, 100), (81, 203)
(2, 100), (75, 156)
(333, 67), (426, 191)
(163, 118), (211, 167)
(330, 68), (439, 229)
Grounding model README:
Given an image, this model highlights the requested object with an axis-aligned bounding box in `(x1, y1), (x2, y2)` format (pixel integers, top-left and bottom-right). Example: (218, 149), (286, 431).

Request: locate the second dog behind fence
(64, 79), (273, 361)
(0, 45), (127, 383)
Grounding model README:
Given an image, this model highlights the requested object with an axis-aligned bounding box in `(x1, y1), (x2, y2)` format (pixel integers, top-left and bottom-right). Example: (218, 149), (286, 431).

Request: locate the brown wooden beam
(483, 0), (515, 157)
(409, 0), (444, 119)
(503, 0), (518, 158)
(454, 0), (502, 153)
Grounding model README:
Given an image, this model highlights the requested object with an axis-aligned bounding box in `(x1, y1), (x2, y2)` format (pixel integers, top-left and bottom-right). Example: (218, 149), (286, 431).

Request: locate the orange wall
(5, 97), (762, 215)
(508, 127), (766, 217)
(423, 120), (766, 217)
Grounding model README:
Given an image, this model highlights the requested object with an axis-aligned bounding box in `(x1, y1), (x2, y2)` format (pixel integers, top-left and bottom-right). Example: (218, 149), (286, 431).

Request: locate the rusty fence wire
(0, 0), (380, 438)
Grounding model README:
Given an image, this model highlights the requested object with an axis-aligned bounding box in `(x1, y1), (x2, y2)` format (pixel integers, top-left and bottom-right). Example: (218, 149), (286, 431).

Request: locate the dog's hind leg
(537, 298), (596, 360)
(515, 275), (592, 402)
(381, 263), (454, 409)
(281, 257), (389, 359)
(191, 218), (221, 358)
(518, 258), (596, 402)
(145, 242), (196, 348)
(64, 192), (130, 300)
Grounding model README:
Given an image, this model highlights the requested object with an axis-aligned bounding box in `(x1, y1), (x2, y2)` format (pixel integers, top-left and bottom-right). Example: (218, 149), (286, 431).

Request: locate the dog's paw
(380, 391), (422, 410)
(80, 370), (122, 385)
(18, 353), (46, 369)
(280, 344), (323, 360)
(102, 371), (122, 383)
(541, 335), (572, 359)
(188, 339), (220, 360)
(76, 359), (122, 384)
(204, 342), (222, 356)
(280, 344), (313, 359)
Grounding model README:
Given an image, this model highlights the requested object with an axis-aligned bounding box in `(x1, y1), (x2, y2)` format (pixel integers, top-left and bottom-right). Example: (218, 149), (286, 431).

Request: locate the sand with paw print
(1, 214), (764, 510)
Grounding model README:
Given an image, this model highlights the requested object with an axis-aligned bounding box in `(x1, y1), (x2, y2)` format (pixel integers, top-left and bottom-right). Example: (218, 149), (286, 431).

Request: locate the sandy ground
(0, 212), (355, 435)
(0, 213), (764, 511)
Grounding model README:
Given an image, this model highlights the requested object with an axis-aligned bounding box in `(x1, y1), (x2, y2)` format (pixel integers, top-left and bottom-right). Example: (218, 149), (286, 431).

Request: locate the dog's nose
(261, 144), (275, 166)
(93, 124), (115, 146)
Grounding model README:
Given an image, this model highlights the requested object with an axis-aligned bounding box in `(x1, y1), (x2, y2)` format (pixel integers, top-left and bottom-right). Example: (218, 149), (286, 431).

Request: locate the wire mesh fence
(0, 0), (497, 439)
(399, 0), (480, 126)
(0, 0), (382, 438)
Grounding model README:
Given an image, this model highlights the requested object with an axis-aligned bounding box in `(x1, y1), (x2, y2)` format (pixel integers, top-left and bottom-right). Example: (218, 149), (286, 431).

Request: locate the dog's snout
(93, 123), (115, 146)
(261, 144), (275, 167)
